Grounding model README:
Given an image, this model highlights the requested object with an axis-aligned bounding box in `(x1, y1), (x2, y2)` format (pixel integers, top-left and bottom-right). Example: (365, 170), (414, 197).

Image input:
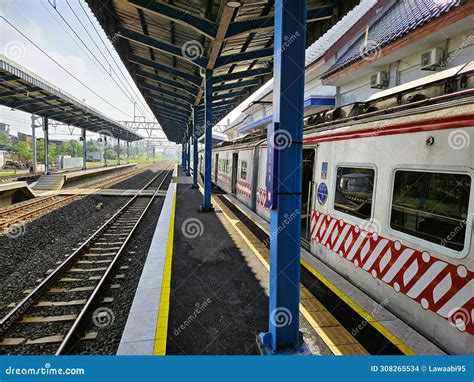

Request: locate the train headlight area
(0, 0), (473, 373)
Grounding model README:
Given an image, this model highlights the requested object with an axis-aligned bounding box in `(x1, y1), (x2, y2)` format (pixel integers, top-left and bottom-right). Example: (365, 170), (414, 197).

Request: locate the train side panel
(256, 145), (271, 222)
(235, 149), (254, 209)
(216, 150), (233, 194)
(309, 114), (474, 354)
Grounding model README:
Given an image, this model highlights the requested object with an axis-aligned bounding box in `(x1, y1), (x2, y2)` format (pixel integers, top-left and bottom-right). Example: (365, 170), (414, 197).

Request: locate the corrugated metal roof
(86, 0), (358, 143)
(322, 0), (463, 78)
(0, 55), (141, 141)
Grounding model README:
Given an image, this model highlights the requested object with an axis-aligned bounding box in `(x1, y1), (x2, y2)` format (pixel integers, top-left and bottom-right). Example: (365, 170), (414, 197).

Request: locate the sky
(0, 0), (265, 144)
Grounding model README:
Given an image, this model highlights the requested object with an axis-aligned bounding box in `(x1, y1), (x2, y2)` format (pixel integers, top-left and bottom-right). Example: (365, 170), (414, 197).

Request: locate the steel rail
(56, 164), (173, 354)
(0, 163), (173, 353)
(0, 165), (153, 230)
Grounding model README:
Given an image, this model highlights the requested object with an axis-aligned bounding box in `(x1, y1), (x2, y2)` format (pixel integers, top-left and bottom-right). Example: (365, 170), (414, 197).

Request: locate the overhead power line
(1, 16), (133, 119)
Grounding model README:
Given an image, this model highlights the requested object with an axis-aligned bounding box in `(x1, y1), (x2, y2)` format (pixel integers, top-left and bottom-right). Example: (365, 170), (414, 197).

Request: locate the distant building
(0, 122), (10, 134)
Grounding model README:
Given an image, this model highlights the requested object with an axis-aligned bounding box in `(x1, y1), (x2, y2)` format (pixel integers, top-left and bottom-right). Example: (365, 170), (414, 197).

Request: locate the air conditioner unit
(370, 71), (388, 89)
(421, 48), (444, 70)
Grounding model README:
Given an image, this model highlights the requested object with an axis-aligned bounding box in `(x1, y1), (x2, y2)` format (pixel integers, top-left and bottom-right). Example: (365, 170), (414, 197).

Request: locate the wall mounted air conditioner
(421, 48), (444, 70)
(370, 71), (389, 89)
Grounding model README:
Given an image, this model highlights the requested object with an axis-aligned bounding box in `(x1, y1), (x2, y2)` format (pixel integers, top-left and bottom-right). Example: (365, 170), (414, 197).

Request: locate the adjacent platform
(0, 181), (35, 208)
(33, 163), (137, 192)
(117, 166), (177, 355)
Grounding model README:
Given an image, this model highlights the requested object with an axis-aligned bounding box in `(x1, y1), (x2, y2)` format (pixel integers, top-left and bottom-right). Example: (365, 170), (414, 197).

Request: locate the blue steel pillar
(81, 128), (87, 170)
(200, 69), (214, 212)
(181, 140), (186, 172)
(192, 107), (199, 189)
(259, 0), (307, 354)
(43, 117), (49, 175)
(186, 131), (191, 176)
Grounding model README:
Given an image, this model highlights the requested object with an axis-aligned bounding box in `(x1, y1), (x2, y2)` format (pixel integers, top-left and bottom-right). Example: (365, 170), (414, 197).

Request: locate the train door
(302, 148), (316, 241)
(214, 153), (218, 183)
(231, 152), (238, 194)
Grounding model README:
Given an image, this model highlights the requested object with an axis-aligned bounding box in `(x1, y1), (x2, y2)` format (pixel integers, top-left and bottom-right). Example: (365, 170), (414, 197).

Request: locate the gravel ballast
(0, 167), (171, 355)
(0, 167), (164, 318)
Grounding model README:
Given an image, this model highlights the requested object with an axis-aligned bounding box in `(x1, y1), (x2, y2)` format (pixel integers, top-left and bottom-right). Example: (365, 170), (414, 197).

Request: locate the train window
(241, 161), (248, 180)
(334, 167), (375, 220)
(390, 170), (471, 252)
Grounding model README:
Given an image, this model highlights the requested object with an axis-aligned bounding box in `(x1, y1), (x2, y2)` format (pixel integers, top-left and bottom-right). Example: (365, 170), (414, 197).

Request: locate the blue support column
(183, 135), (188, 175)
(192, 107), (199, 189)
(258, 0), (307, 355)
(186, 132), (191, 176)
(43, 117), (49, 175)
(81, 128), (87, 170)
(200, 69), (214, 212)
(181, 141), (185, 171)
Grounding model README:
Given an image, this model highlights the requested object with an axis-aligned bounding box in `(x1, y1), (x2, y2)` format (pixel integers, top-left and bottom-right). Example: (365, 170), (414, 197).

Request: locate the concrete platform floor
(165, 168), (330, 355)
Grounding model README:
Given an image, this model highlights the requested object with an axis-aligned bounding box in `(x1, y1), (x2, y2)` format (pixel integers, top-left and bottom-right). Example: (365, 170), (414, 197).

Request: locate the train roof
(213, 62), (474, 150)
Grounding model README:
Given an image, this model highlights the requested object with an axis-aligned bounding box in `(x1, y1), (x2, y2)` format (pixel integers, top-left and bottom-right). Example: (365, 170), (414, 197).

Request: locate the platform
(33, 163), (137, 191)
(116, 166), (325, 355)
(117, 165), (446, 356)
(117, 165), (177, 355)
(53, 189), (166, 197)
(0, 181), (35, 208)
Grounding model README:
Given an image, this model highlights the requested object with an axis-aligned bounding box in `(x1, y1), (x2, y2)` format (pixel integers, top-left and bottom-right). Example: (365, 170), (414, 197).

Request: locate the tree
(0, 131), (8, 148)
(104, 148), (117, 160)
(36, 140), (56, 165)
(10, 141), (32, 163)
(86, 140), (99, 153)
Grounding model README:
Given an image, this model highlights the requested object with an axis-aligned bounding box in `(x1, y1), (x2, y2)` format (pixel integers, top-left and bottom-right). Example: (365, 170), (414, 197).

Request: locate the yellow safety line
(220, 193), (415, 355)
(153, 190), (177, 355)
(211, 195), (349, 355)
(300, 259), (415, 355)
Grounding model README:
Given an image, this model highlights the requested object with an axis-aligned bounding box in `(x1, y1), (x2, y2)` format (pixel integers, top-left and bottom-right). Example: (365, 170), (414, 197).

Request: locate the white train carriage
(306, 96), (473, 355)
(212, 140), (261, 210)
(203, 64), (474, 354)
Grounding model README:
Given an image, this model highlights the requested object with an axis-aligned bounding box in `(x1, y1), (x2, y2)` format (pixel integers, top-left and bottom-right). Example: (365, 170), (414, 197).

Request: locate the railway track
(0, 165), (173, 355)
(0, 165), (155, 231)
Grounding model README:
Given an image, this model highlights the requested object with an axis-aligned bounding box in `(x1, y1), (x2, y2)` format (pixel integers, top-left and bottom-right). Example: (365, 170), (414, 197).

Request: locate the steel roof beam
(10, 95), (58, 108)
(148, 96), (191, 111)
(212, 66), (272, 83)
(152, 105), (190, 120)
(215, 48), (274, 68)
(213, 98), (239, 107)
(128, 54), (201, 86)
(225, 5), (334, 39)
(213, 89), (246, 101)
(154, 112), (189, 125)
(23, 104), (63, 115)
(136, 69), (198, 96)
(0, 86), (42, 98)
(213, 78), (260, 92)
(147, 95), (191, 110)
(0, 75), (19, 83)
(118, 27), (208, 68)
(141, 83), (194, 104)
(193, 4), (236, 107)
(127, 0), (217, 39)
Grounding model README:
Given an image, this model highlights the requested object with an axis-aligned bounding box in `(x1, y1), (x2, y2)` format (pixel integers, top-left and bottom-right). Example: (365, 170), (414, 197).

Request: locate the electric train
(200, 62), (474, 354)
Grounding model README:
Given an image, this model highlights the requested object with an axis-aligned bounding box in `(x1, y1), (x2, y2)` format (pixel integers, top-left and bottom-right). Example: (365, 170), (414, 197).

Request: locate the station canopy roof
(86, 0), (341, 143)
(0, 56), (142, 142)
